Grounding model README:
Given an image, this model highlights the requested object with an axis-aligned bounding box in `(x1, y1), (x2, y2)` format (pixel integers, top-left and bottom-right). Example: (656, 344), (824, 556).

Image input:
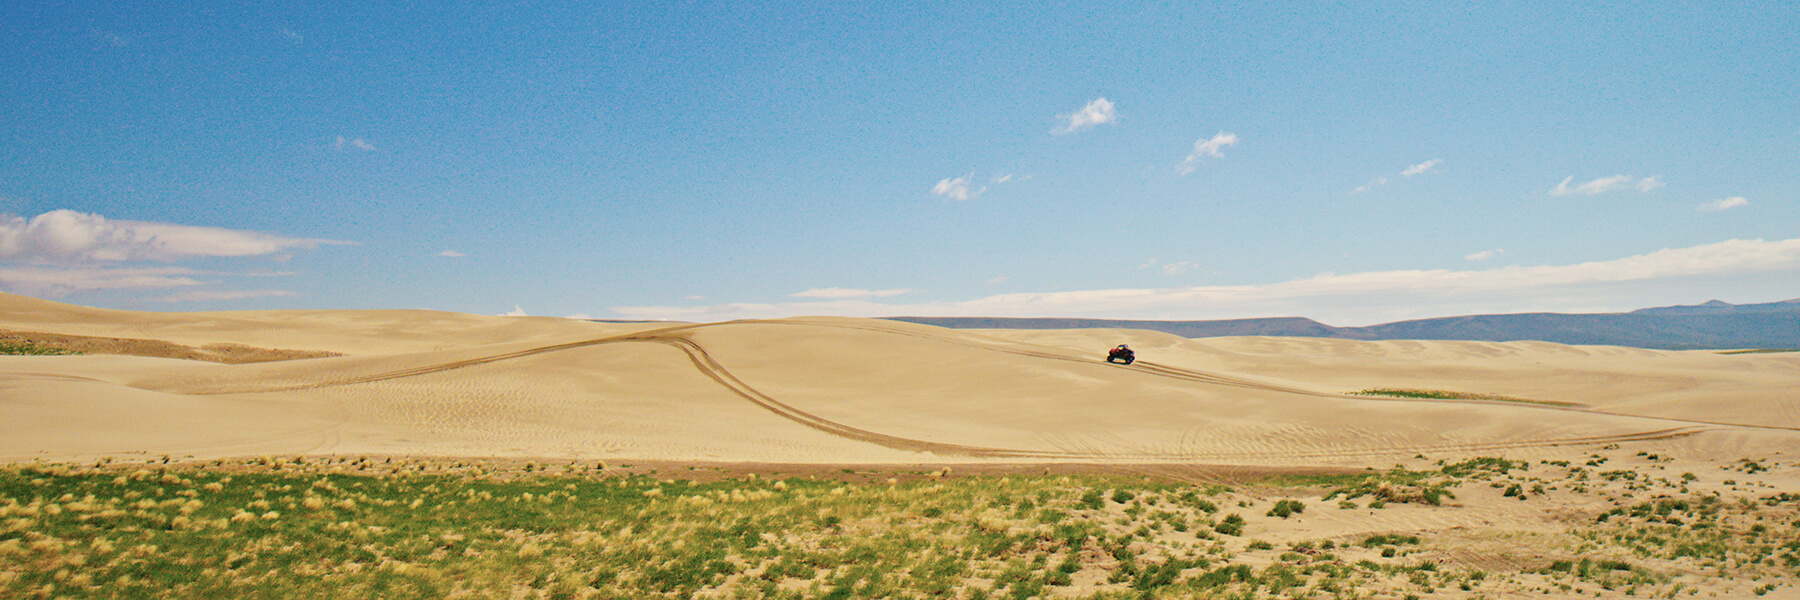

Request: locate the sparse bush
(1215, 513), (1245, 536)
(1267, 499), (1306, 518)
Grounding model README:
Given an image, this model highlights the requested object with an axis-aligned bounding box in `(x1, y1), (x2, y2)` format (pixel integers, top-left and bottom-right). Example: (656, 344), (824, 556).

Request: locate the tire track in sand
(172, 322), (1715, 459)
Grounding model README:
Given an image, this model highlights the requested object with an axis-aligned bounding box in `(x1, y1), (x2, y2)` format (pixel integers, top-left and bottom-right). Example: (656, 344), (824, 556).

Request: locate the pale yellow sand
(2, 293), (1796, 465)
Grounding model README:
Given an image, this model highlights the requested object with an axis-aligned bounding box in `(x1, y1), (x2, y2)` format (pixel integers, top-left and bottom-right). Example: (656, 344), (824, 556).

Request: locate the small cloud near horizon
(1464, 248), (1506, 261)
(1054, 98), (1117, 134)
(500, 305), (528, 317)
(1351, 177), (1388, 194)
(1402, 158), (1443, 177)
(437, 250), (467, 258)
(1177, 132), (1239, 175)
(930, 175), (984, 201)
(1550, 174), (1663, 196)
(0, 209), (347, 264)
(1699, 197), (1748, 212)
(158, 289), (298, 303)
(1138, 258), (1195, 275)
(333, 136), (376, 152)
(789, 288), (912, 300)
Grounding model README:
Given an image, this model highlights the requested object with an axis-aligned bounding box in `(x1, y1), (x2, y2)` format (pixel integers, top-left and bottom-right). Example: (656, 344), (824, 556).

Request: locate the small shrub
(1266, 499), (1306, 518)
(1214, 513), (1245, 536)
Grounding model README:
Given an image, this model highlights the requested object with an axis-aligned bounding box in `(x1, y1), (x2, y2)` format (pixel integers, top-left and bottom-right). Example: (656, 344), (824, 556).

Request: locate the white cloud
(609, 238), (1800, 326)
(1161, 261), (1195, 275)
(1351, 177), (1388, 194)
(437, 250), (467, 258)
(0, 265), (208, 296)
(991, 174), (1014, 184)
(1177, 132), (1239, 175)
(986, 276), (1010, 285)
(0, 210), (347, 263)
(564, 313), (595, 320)
(789, 288), (912, 300)
(1401, 158), (1442, 177)
(333, 136), (376, 152)
(1549, 175), (1664, 196)
(930, 175), (984, 201)
(1054, 98), (1117, 134)
(158, 289), (298, 303)
(1699, 196), (1748, 212)
(501, 305), (529, 317)
(1464, 248), (1505, 261)
(683, 295), (707, 301)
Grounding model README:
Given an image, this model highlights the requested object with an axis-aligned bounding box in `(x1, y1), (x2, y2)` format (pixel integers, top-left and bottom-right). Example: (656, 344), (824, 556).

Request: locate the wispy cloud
(1549, 174), (1664, 196)
(1351, 177), (1388, 194)
(1054, 98), (1117, 134)
(1139, 258), (1196, 275)
(1401, 158), (1443, 177)
(0, 210), (347, 263)
(1177, 132), (1239, 175)
(437, 250), (467, 258)
(500, 305), (529, 317)
(610, 238), (1800, 326)
(1699, 196), (1748, 212)
(158, 289), (298, 303)
(0, 265), (208, 296)
(986, 276), (1010, 285)
(0, 210), (344, 301)
(333, 136), (376, 152)
(1352, 158), (1442, 193)
(789, 288), (912, 300)
(930, 175), (984, 201)
(1464, 248), (1505, 261)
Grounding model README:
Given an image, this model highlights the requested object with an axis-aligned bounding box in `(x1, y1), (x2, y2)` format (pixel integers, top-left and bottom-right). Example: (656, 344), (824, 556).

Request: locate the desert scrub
(7, 458), (1795, 599)
(1266, 499), (1306, 518)
(0, 461), (1261, 599)
(0, 340), (75, 355)
(1348, 388), (1573, 407)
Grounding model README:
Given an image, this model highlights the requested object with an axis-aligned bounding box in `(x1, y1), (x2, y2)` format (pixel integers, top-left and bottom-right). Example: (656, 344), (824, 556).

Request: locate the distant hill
(1628, 298), (1800, 315)
(886, 298), (1800, 350)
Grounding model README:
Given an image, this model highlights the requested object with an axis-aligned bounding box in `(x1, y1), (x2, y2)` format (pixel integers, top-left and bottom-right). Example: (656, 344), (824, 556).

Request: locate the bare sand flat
(2, 292), (1795, 466)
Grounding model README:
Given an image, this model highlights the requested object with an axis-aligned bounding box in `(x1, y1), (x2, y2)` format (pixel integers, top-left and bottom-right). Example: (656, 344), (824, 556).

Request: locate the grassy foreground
(3, 457), (1797, 599)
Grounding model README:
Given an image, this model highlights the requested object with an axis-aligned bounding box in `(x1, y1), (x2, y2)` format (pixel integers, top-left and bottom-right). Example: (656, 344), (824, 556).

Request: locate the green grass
(0, 341), (75, 356)
(4, 456), (1796, 599)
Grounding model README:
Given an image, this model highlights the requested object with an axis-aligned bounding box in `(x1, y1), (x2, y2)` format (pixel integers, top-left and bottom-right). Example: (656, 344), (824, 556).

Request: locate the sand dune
(2, 293), (1796, 465)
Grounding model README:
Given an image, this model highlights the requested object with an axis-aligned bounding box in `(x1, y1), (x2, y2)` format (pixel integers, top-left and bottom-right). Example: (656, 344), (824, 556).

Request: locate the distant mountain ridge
(885, 299), (1800, 350)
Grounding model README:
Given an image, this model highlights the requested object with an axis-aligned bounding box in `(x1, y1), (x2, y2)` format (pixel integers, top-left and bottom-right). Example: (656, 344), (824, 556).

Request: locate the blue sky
(2, 1), (1796, 325)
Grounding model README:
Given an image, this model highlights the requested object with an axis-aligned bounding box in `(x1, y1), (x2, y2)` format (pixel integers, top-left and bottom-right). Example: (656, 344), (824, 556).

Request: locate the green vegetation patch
(0, 341), (76, 356)
(5, 456), (1796, 599)
(1349, 388), (1577, 407)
